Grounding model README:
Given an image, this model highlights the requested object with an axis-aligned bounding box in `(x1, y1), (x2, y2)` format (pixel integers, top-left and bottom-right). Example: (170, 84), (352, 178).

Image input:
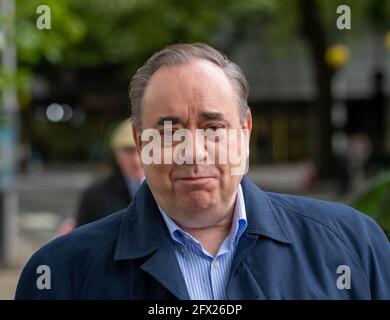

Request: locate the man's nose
(178, 130), (208, 165)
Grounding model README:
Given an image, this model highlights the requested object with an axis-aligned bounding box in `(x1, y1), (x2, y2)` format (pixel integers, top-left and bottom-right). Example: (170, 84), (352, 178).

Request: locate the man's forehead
(143, 60), (234, 101)
(141, 60), (237, 125)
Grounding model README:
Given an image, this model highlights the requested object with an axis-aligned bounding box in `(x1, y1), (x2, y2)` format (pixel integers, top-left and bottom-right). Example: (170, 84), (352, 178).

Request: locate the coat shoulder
(263, 191), (390, 299)
(265, 191), (378, 234)
(265, 192), (389, 272)
(15, 209), (126, 299)
(58, 208), (124, 253)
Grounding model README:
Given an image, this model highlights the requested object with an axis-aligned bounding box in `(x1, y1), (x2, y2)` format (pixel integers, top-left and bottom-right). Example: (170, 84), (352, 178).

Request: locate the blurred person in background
(75, 120), (144, 227)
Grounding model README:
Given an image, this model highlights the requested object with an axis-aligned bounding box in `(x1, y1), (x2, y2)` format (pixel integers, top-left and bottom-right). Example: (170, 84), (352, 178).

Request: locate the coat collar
(114, 175), (291, 262)
(240, 176), (291, 244)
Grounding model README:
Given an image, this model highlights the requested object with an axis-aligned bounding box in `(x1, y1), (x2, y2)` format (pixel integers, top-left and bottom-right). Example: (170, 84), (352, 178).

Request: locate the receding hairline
(141, 58), (238, 109)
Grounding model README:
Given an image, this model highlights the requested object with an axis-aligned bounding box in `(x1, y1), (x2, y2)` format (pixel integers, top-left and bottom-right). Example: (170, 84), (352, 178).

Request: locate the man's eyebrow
(155, 116), (182, 127)
(200, 111), (225, 121)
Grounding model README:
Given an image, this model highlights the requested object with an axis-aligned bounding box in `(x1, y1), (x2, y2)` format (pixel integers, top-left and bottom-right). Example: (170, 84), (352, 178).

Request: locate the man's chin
(178, 193), (217, 214)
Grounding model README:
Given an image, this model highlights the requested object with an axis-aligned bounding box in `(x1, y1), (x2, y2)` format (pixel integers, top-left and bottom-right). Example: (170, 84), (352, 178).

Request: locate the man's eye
(207, 125), (223, 131)
(159, 129), (176, 136)
(204, 127), (225, 142)
(160, 129), (183, 147)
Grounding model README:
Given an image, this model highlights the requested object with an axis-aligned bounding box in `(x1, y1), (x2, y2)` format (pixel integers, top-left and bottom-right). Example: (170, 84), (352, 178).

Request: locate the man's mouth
(175, 176), (217, 184)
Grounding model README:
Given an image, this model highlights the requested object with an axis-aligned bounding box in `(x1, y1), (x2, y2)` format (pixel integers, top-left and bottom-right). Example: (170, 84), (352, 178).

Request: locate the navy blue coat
(15, 176), (390, 299)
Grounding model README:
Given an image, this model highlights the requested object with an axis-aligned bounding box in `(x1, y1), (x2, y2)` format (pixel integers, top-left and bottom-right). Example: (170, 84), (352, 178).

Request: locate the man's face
(134, 59), (252, 229)
(114, 147), (144, 182)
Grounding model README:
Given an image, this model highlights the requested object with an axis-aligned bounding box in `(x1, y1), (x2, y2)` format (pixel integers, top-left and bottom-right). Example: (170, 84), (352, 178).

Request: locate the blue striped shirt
(158, 184), (247, 300)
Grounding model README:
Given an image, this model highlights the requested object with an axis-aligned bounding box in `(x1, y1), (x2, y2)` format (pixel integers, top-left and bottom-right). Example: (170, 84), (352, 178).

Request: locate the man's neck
(178, 203), (236, 257)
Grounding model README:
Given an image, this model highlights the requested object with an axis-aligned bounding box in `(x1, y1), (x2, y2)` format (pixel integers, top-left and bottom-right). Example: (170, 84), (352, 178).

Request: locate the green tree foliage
(16, 0), (85, 64)
(9, 0), (390, 77)
(351, 171), (390, 239)
(1, 0), (85, 93)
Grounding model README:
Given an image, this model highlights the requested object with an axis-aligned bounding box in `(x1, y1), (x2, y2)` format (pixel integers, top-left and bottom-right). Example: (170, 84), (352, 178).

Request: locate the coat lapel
(226, 176), (293, 300)
(140, 243), (190, 300)
(227, 232), (268, 299)
(113, 181), (189, 299)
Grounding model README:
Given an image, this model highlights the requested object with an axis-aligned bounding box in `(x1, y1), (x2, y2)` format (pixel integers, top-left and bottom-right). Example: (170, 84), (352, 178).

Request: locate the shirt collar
(158, 184), (248, 250)
(126, 176), (145, 186)
(126, 177), (145, 196)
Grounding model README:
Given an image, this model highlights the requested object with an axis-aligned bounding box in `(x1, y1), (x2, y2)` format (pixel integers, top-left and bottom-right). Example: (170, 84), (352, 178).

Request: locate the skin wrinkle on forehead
(141, 59), (240, 129)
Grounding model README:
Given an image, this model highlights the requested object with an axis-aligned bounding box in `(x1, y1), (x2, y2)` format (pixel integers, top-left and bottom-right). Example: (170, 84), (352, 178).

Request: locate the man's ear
(242, 110), (252, 139)
(132, 126), (142, 155)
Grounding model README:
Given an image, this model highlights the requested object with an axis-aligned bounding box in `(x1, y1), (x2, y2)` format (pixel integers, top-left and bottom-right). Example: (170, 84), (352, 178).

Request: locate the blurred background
(1, 0), (390, 299)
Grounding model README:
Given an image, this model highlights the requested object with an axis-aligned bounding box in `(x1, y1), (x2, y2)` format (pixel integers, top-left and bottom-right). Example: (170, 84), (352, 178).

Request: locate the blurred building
(22, 31), (390, 169)
(230, 32), (390, 169)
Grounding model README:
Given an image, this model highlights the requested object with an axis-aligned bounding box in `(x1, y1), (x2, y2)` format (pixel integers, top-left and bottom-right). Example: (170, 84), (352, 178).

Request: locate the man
(75, 120), (144, 227)
(16, 43), (389, 299)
